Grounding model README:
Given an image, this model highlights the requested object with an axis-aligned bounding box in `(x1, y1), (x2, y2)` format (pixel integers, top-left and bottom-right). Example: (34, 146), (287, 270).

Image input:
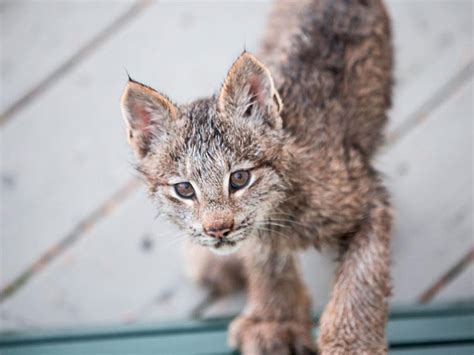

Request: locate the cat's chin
(209, 241), (243, 255)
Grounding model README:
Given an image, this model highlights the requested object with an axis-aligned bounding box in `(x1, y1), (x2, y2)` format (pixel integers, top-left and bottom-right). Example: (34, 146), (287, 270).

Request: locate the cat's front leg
(229, 243), (316, 355)
(318, 191), (392, 355)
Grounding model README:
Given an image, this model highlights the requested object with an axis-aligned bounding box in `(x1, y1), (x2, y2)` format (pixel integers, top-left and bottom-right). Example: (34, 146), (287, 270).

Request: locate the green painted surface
(1, 302), (473, 354)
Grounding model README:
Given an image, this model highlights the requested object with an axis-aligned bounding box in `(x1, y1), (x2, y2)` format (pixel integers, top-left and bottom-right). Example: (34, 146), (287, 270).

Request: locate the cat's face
(121, 53), (286, 254)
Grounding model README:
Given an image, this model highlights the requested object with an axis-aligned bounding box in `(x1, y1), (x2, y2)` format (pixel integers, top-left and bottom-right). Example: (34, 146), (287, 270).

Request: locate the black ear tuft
(124, 68), (133, 82)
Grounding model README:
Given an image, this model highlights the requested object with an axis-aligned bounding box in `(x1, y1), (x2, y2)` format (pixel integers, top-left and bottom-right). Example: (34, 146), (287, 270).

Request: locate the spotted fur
(120, 0), (393, 353)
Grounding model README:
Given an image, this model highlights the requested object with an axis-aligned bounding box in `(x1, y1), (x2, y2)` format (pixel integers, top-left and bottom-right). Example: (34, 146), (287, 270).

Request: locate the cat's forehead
(173, 99), (260, 179)
(184, 98), (217, 122)
(183, 98), (229, 153)
(181, 99), (252, 153)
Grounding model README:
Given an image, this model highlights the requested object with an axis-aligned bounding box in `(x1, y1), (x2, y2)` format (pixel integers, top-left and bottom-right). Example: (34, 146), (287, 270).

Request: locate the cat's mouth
(194, 223), (251, 255)
(209, 239), (243, 255)
(206, 228), (250, 255)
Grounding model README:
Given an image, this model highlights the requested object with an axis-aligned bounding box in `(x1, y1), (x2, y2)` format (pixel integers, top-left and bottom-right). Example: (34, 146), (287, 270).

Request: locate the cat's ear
(218, 52), (283, 129)
(120, 79), (178, 159)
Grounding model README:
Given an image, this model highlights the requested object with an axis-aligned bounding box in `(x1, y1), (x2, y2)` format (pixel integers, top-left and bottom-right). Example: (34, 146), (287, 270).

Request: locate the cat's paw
(318, 346), (386, 355)
(229, 315), (317, 355)
(318, 341), (387, 355)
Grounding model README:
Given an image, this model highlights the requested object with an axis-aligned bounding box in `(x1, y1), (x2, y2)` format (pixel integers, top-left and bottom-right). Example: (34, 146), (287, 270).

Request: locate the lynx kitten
(120, 0), (392, 353)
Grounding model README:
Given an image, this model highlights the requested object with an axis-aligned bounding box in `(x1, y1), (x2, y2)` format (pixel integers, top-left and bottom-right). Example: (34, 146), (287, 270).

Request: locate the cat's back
(260, 0), (392, 156)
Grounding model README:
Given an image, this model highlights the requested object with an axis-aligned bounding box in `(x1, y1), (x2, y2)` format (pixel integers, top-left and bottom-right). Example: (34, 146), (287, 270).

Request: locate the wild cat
(120, 0), (392, 354)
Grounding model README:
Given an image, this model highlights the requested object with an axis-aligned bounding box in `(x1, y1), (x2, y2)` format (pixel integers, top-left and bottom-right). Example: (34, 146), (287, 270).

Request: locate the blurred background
(0, 0), (472, 331)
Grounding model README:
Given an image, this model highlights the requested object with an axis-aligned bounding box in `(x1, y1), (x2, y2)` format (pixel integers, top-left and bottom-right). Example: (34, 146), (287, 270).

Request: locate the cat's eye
(174, 182), (195, 199)
(229, 170), (251, 190)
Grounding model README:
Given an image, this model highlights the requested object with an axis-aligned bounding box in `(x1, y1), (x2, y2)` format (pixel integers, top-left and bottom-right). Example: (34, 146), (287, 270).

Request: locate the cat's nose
(203, 221), (234, 239)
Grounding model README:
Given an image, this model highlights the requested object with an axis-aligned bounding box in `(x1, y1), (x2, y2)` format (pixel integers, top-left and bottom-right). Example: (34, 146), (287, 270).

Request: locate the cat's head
(120, 53), (287, 254)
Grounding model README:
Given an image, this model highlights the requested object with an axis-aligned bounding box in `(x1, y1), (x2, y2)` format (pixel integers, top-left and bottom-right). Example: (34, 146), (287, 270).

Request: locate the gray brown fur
(120, 0), (393, 354)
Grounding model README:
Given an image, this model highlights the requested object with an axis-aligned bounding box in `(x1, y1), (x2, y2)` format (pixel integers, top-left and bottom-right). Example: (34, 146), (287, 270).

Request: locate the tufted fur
(120, 0), (393, 353)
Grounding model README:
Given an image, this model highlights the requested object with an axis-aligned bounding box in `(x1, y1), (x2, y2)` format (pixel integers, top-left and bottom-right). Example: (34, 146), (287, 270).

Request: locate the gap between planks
(418, 248), (474, 304)
(386, 60), (474, 146)
(0, 0), (150, 127)
(0, 62), (472, 308)
(0, 178), (140, 302)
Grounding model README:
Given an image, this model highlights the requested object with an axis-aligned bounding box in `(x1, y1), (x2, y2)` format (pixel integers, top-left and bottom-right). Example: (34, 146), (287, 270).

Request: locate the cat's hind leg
(185, 242), (246, 296)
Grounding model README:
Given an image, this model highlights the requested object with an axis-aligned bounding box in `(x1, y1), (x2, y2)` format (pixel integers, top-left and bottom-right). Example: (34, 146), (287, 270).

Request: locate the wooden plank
(0, 311), (30, 332)
(4, 343), (472, 355)
(0, 1), (273, 328)
(1, 302), (470, 343)
(385, 0), (473, 132)
(1, 306), (473, 354)
(3, 341), (472, 355)
(389, 301), (474, 319)
(0, 188), (208, 330)
(0, 0), (134, 114)
(378, 78), (473, 303)
(387, 313), (474, 345)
